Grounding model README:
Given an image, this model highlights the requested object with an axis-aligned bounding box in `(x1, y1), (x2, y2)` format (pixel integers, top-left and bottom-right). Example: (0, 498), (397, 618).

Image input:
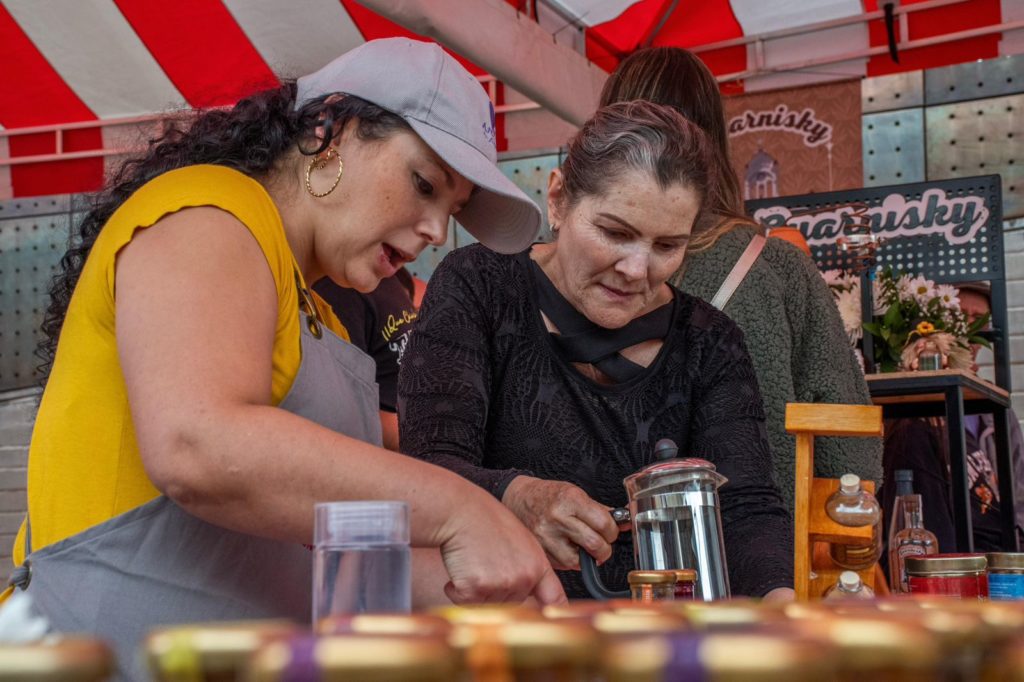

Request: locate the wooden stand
(786, 403), (885, 601)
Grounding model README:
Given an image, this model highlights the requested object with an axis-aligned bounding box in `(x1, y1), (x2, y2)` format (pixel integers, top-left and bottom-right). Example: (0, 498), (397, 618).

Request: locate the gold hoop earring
(305, 147), (343, 198)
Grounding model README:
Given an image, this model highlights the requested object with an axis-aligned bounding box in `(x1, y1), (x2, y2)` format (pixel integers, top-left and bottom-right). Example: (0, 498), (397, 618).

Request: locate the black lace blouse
(398, 245), (794, 598)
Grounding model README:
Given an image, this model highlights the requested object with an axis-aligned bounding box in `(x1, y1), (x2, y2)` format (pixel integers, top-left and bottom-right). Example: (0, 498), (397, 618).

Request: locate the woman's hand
(502, 476), (620, 571)
(437, 486), (567, 605)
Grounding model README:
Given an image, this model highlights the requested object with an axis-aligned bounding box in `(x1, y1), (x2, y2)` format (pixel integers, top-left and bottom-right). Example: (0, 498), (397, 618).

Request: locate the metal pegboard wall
(926, 93), (1023, 218)
(863, 109), (925, 187)
(0, 201), (73, 391)
(406, 151), (561, 281)
(862, 70), (924, 113)
(746, 175), (1004, 286)
(500, 152), (560, 242)
(924, 54), (1024, 106)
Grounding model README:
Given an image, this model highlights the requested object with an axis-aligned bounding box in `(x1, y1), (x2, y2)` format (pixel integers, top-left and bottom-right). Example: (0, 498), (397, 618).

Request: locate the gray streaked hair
(559, 100), (722, 218)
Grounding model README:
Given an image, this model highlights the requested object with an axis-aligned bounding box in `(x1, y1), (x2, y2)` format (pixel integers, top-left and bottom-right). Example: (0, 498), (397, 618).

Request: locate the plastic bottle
(826, 474), (882, 570)
(889, 494), (939, 594)
(823, 570), (875, 600)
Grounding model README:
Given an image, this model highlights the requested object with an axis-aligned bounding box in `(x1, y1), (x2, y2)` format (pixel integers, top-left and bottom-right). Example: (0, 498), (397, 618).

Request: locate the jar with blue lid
(986, 552), (1024, 600)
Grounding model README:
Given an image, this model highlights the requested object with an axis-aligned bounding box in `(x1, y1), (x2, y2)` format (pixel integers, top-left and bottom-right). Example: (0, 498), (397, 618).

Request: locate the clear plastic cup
(312, 501), (411, 623)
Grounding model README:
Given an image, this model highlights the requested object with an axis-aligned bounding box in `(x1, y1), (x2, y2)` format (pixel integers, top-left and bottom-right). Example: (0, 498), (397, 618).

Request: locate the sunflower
(916, 321), (936, 335)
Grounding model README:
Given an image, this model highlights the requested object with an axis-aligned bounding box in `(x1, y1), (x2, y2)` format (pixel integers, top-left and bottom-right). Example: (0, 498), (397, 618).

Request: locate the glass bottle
(826, 474), (882, 570)
(916, 338), (943, 371)
(823, 570), (875, 600)
(887, 469), (912, 592)
(628, 570), (677, 602)
(889, 494), (939, 594)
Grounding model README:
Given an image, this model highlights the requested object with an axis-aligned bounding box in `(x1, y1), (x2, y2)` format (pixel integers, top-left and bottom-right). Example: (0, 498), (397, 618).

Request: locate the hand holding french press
(501, 476), (620, 571)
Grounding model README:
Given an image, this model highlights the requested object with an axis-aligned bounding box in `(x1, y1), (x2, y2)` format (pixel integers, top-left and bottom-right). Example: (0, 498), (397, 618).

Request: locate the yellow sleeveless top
(12, 165), (347, 567)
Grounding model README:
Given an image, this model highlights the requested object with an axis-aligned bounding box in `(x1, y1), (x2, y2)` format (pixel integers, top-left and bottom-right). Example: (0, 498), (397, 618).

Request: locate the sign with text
(724, 79), (862, 200)
(744, 175), (1004, 285)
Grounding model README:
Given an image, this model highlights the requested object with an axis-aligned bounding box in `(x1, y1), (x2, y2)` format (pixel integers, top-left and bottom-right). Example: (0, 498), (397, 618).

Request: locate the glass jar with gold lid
(431, 604), (543, 627)
(146, 620), (298, 682)
(601, 631), (835, 682)
(673, 569), (697, 600)
(249, 634), (457, 682)
(789, 614), (940, 682)
(906, 553), (988, 599)
(450, 620), (597, 681)
(316, 613), (452, 638)
(628, 570), (678, 602)
(0, 638), (113, 682)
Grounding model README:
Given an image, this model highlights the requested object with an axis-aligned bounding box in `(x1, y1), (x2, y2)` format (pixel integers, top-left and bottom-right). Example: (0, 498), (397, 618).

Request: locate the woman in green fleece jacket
(600, 48), (882, 512)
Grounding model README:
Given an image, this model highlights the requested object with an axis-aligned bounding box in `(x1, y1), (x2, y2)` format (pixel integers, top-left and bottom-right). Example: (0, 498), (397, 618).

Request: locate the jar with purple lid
(905, 553), (988, 599)
(986, 552), (1024, 600)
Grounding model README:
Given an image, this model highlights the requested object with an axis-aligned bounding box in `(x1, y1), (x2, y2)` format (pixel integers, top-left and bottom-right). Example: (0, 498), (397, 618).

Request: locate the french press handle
(579, 506), (632, 600)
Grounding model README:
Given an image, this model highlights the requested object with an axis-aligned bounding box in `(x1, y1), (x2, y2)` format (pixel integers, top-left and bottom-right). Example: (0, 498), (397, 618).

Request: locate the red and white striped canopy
(0, 0), (1020, 198)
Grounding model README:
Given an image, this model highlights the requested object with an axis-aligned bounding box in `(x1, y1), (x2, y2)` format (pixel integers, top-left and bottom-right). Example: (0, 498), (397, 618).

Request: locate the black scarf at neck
(528, 257), (674, 383)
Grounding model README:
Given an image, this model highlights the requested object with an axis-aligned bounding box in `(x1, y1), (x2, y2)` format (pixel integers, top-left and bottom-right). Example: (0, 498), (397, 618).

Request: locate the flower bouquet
(822, 267), (990, 373)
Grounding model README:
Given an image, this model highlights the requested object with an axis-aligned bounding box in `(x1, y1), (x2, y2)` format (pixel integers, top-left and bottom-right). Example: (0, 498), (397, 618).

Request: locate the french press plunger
(580, 439), (731, 601)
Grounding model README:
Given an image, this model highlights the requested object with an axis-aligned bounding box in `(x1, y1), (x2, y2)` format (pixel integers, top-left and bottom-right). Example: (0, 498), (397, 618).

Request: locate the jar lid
(431, 604), (542, 626)
(146, 621), (298, 678)
(673, 569), (698, 584)
(628, 570), (679, 586)
(986, 552), (1024, 570)
(317, 614), (452, 638)
(450, 622), (597, 669)
(0, 639), (113, 682)
(592, 611), (687, 635)
(624, 455), (728, 500)
(905, 553), (987, 575)
(251, 635), (457, 681)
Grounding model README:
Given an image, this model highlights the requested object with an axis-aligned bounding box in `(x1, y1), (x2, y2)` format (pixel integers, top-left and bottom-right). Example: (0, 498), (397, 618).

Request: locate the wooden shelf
(866, 369), (1009, 406)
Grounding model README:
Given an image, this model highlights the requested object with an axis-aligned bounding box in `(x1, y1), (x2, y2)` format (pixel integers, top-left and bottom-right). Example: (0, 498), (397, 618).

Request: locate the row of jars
(10, 596), (1024, 681)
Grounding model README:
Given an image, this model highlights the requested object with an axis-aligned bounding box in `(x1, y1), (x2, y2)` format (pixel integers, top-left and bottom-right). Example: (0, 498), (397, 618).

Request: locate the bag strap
(709, 233), (767, 311)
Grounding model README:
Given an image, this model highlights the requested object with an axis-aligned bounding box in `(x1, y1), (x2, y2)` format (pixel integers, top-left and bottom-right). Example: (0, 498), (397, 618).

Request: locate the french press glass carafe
(580, 439), (731, 601)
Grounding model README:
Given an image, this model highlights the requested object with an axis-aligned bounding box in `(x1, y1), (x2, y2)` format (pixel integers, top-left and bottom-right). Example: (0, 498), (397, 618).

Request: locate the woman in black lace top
(399, 102), (794, 600)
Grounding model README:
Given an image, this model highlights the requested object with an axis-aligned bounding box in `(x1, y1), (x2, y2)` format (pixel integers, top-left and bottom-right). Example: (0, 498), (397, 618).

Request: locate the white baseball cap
(296, 38), (541, 254)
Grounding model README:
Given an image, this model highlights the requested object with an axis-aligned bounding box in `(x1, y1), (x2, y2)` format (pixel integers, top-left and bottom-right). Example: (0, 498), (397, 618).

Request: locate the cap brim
(406, 119), (541, 254)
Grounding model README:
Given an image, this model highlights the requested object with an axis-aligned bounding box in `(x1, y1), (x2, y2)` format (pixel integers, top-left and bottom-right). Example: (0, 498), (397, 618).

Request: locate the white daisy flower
(836, 288), (863, 343)
(904, 275), (936, 307)
(935, 284), (960, 311)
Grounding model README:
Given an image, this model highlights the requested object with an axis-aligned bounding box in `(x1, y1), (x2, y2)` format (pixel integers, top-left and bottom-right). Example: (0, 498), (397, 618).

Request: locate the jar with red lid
(905, 553), (988, 599)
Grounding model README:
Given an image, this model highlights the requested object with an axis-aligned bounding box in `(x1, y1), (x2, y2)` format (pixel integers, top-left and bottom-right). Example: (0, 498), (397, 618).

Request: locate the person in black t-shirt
(315, 267), (418, 451)
(399, 102), (794, 601)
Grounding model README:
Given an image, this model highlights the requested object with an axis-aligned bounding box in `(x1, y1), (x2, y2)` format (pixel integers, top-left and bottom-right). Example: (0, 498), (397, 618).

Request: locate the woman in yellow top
(8, 38), (563, 678)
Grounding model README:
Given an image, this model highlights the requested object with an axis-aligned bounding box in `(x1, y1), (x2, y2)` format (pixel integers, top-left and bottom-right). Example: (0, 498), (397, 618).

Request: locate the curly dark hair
(36, 82), (409, 384)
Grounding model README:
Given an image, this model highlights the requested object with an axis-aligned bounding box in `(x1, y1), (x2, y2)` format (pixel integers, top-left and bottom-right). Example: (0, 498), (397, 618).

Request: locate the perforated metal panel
(862, 70), (924, 113)
(0, 196), (74, 391)
(863, 109), (925, 187)
(405, 218), (458, 283)
(746, 175), (1011, 388)
(746, 175), (1004, 284)
(926, 94), (1024, 218)
(499, 151), (561, 242)
(924, 53), (1024, 106)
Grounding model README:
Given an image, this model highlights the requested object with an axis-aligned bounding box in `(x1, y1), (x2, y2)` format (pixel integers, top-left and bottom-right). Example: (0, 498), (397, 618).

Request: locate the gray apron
(11, 275), (382, 680)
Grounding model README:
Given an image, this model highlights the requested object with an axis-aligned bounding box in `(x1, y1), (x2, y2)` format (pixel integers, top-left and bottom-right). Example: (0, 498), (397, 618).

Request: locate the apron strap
(9, 514), (31, 590)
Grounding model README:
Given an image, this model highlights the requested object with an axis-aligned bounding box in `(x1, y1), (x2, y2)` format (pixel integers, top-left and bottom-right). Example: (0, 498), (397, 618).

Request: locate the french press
(580, 439), (731, 601)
